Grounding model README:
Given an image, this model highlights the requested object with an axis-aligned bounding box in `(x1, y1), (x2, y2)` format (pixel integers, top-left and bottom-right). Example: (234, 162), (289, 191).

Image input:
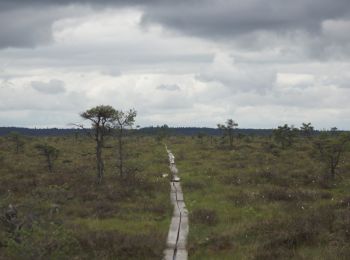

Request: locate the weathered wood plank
(163, 148), (188, 260)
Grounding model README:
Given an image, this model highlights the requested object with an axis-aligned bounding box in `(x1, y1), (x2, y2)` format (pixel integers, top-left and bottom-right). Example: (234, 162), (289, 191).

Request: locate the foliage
(112, 109), (137, 178)
(313, 132), (350, 179)
(196, 132), (206, 144)
(300, 122), (314, 138)
(167, 133), (350, 259)
(4, 223), (80, 260)
(273, 124), (298, 148)
(35, 143), (59, 172)
(0, 135), (170, 259)
(155, 124), (170, 143)
(217, 119), (238, 148)
(80, 105), (117, 183)
(80, 105), (117, 129)
(1, 120), (350, 259)
(8, 131), (25, 154)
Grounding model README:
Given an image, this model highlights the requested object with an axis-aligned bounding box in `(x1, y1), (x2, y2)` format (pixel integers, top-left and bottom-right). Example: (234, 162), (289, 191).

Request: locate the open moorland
(0, 134), (171, 259)
(168, 131), (350, 259)
(1, 124), (350, 260)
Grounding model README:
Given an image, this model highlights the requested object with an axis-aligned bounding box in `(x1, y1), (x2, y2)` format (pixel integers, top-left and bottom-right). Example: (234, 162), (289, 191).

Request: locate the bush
(251, 205), (337, 259)
(3, 223), (80, 260)
(261, 187), (325, 202)
(191, 234), (234, 253)
(75, 229), (165, 259)
(191, 208), (218, 226)
(227, 191), (257, 207)
(183, 180), (205, 191)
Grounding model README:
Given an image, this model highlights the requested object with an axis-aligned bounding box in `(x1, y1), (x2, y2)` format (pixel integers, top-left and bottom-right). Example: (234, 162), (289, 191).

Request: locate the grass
(1, 132), (350, 259)
(0, 134), (171, 259)
(168, 135), (350, 259)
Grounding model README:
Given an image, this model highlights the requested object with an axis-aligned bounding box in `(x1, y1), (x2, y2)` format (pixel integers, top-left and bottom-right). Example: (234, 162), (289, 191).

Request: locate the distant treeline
(138, 127), (273, 136)
(0, 127), (89, 136)
(0, 126), (274, 137)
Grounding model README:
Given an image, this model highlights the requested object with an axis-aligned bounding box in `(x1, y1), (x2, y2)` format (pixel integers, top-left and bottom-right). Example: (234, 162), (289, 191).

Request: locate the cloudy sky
(1, 0), (350, 129)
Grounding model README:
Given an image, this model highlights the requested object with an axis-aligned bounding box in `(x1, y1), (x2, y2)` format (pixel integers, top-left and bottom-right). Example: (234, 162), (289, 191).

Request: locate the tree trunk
(96, 127), (104, 184)
(96, 143), (102, 183)
(330, 166), (335, 179)
(229, 131), (233, 149)
(47, 154), (52, 172)
(118, 128), (123, 178)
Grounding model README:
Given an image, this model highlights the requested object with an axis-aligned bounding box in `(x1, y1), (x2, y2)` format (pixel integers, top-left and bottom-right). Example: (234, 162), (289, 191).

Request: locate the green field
(0, 135), (171, 259)
(168, 135), (350, 259)
(1, 132), (350, 259)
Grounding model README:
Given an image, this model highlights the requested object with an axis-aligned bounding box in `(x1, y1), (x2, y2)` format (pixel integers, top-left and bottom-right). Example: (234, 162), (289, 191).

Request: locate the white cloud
(156, 84), (180, 91)
(276, 73), (314, 88)
(1, 5), (350, 129)
(31, 79), (66, 94)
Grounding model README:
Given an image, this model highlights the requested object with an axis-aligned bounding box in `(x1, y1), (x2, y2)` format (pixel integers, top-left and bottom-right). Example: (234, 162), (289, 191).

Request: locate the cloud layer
(1, 1), (350, 129)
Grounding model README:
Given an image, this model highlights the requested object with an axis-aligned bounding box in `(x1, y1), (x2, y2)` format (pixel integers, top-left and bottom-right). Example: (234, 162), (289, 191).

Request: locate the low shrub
(75, 229), (165, 259)
(191, 208), (218, 226)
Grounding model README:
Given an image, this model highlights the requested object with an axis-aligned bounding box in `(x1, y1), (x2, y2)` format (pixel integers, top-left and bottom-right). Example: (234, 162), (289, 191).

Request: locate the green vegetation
(80, 105), (118, 183)
(112, 109), (137, 178)
(167, 129), (350, 259)
(0, 134), (171, 259)
(217, 119), (239, 149)
(272, 124), (299, 148)
(35, 143), (60, 172)
(1, 116), (350, 259)
(8, 131), (25, 154)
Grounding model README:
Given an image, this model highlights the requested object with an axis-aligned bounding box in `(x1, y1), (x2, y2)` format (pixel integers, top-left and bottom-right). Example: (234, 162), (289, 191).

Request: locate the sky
(1, 0), (350, 129)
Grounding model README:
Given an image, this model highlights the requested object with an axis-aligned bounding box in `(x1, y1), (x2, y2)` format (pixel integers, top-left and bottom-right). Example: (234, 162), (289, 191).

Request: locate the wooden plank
(163, 249), (174, 260)
(166, 216), (181, 248)
(177, 216), (189, 249)
(175, 249), (188, 260)
(164, 147), (188, 260)
(173, 182), (182, 193)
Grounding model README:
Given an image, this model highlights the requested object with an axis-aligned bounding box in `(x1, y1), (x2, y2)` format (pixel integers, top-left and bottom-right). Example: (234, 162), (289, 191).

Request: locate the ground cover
(168, 135), (350, 259)
(0, 134), (171, 259)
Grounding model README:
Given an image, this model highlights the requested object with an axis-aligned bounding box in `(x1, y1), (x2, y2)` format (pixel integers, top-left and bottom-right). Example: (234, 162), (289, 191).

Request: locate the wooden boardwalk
(164, 146), (189, 260)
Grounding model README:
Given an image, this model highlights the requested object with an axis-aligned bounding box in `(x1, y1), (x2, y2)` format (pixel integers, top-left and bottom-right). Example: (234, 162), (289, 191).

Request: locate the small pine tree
(35, 144), (59, 172)
(217, 119), (238, 148)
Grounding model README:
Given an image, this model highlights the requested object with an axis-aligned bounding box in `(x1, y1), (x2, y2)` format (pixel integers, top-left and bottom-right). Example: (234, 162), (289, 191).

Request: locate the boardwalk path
(164, 146), (189, 260)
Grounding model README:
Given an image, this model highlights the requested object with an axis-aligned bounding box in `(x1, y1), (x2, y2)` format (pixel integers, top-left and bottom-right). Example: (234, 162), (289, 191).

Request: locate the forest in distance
(0, 126), (274, 137)
(1, 105), (350, 259)
(0, 125), (343, 138)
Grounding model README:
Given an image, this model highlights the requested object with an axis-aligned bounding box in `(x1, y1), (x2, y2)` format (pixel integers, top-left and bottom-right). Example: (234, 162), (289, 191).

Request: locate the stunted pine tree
(80, 105), (117, 183)
(300, 122), (314, 139)
(113, 109), (137, 178)
(217, 119), (238, 149)
(156, 124), (169, 143)
(197, 132), (206, 144)
(314, 132), (350, 180)
(35, 144), (59, 172)
(273, 124), (298, 148)
(8, 131), (25, 154)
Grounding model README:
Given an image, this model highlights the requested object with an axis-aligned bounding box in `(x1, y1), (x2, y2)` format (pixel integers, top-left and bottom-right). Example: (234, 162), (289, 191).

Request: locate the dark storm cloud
(1, 0), (350, 53)
(0, 0), (161, 49)
(0, 0), (158, 11)
(0, 8), (59, 48)
(141, 0), (350, 38)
